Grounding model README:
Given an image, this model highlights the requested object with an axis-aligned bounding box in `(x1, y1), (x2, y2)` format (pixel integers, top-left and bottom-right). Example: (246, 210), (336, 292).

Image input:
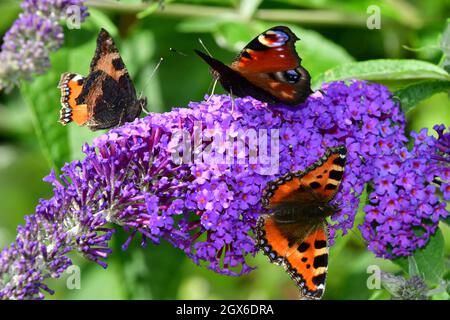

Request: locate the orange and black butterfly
(195, 26), (312, 106)
(256, 146), (347, 299)
(58, 28), (146, 131)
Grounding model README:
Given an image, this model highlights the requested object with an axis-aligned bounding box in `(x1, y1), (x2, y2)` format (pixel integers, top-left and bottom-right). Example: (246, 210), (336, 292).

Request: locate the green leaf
(64, 262), (127, 299)
(393, 80), (450, 113)
(85, 8), (118, 37)
(0, 0), (20, 35)
(120, 29), (165, 113)
(278, 0), (422, 28)
(114, 230), (185, 299)
(312, 59), (450, 90)
(407, 256), (420, 277)
(177, 16), (231, 33)
(136, 2), (160, 19)
(394, 228), (445, 285)
(285, 24), (355, 78)
(238, 0), (263, 20)
(21, 50), (71, 171)
(203, 21), (354, 78)
(442, 215), (450, 227)
(440, 19), (450, 72)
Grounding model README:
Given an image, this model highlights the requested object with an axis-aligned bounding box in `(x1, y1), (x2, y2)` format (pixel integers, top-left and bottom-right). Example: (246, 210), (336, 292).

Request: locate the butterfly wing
(257, 146), (346, 299)
(58, 73), (89, 126)
(232, 26), (300, 73)
(231, 26), (312, 105)
(90, 29), (130, 83)
(257, 218), (328, 299)
(263, 146), (347, 210)
(194, 50), (280, 104)
(64, 29), (144, 131)
(285, 224), (328, 299)
(195, 26), (312, 105)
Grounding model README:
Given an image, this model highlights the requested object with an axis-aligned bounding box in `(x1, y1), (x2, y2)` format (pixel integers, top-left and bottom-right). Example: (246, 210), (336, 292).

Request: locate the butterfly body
(58, 29), (146, 131)
(257, 146), (347, 299)
(195, 26), (312, 106)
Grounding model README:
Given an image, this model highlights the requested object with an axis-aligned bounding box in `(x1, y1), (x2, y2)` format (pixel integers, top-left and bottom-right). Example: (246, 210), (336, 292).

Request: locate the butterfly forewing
(195, 25), (312, 105)
(264, 146), (347, 208)
(231, 26), (300, 73)
(90, 29), (129, 82)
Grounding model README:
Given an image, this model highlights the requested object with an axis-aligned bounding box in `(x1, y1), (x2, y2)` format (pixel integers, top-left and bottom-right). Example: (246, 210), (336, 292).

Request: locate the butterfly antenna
(206, 78), (218, 103)
(197, 38), (217, 102)
(198, 38), (213, 57)
(138, 57), (164, 114)
(169, 47), (187, 56)
(148, 57), (164, 84)
(229, 88), (235, 114)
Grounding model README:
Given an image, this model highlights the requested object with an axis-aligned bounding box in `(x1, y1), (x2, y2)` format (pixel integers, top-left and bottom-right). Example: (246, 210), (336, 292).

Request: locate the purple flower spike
(359, 125), (450, 258)
(0, 0), (89, 91)
(0, 80), (448, 299)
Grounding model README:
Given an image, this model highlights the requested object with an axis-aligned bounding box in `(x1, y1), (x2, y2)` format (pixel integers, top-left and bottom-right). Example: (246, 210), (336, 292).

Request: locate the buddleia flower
(0, 80), (448, 299)
(0, 0), (88, 91)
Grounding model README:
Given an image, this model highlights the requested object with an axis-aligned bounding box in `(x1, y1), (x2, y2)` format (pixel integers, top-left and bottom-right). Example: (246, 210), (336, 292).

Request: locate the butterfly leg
(141, 104), (150, 115)
(118, 106), (127, 126)
(206, 78), (218, 103)
(229, 88), (235, 114)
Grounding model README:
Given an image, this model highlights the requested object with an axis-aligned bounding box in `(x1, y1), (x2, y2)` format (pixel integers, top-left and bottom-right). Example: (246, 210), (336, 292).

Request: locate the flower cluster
(0, 0), (88, 91)
(381, 271), (429, 300)
(0, 80), (448, 299)
(360, 125), (450, 258)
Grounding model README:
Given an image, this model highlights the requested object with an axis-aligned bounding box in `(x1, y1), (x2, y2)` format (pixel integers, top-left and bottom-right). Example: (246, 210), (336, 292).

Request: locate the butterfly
(194, 26), (312, 106)
(58, 28), (146, 131)
(256, 146), (347, 299)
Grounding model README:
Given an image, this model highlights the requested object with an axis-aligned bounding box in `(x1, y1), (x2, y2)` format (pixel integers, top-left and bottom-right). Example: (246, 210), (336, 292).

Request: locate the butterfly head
(128, 97), (147, 121)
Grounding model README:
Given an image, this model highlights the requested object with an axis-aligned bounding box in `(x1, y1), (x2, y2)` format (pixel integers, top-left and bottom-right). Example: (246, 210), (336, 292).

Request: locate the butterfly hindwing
(58, 73), (88, 126)
(257, 216), (328, 299)
(284, 224), (328, 299)
(194, 50), (281, 104)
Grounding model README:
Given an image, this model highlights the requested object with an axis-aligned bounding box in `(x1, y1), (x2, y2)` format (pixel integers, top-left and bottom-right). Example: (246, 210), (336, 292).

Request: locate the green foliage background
(0, 0), (449, 299)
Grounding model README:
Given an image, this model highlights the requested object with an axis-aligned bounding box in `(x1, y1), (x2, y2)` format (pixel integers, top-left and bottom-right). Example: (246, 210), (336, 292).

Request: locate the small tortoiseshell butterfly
(194, 26), (312, 105)
(58, 28), (146, 131)
(256, 146), (347, 299)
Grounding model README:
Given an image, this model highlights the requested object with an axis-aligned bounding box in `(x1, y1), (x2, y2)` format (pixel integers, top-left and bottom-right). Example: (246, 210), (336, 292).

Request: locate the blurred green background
(0, 0), (449, 299)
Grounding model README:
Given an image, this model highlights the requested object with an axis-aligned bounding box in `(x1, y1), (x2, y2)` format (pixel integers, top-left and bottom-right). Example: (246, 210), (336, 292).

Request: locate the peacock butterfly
(195, 26), (312, 106)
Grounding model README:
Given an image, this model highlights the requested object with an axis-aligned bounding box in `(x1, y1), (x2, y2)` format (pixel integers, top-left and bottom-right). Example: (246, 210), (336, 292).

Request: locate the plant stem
(86, 0), (369, 27)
